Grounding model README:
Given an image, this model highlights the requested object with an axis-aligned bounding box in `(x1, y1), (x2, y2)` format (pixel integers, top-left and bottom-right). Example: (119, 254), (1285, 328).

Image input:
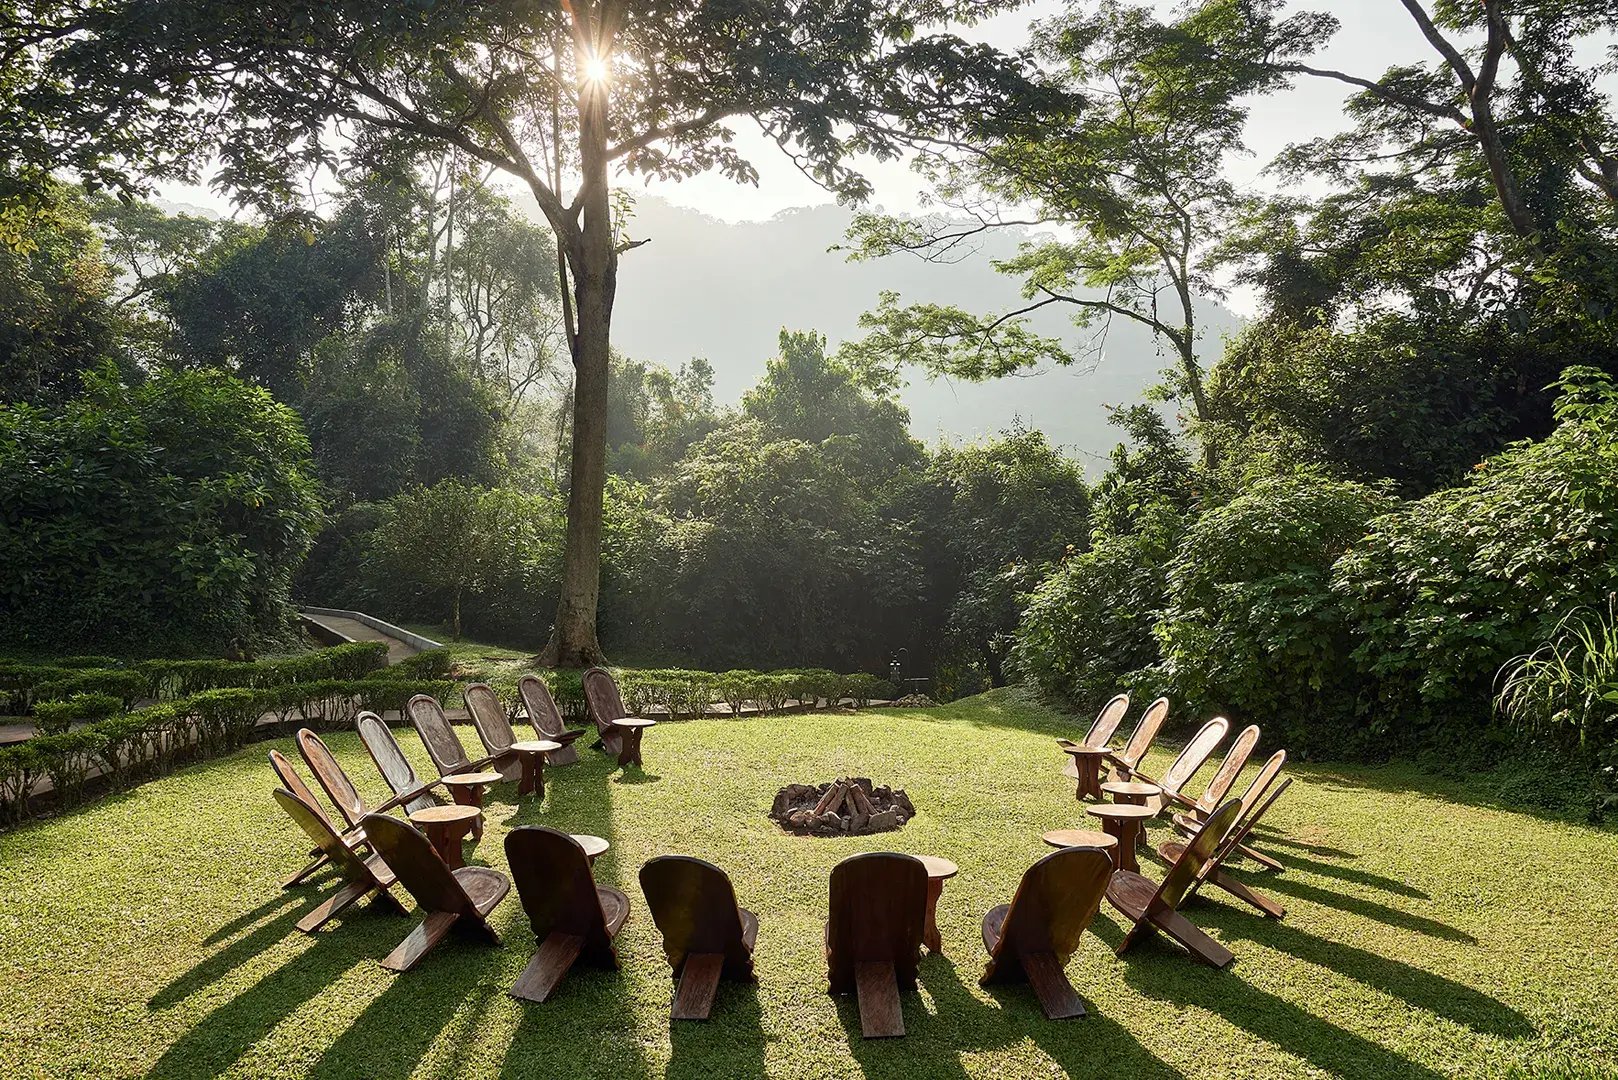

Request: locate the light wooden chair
(356, 711), (440, 816)
(582, 667), (656, 767)
(517, 674), (587, 766)
(505, 826), (630, 1003)
(979, 845), (1113, 1019)
(1106, 799), (1242, 967)
(362, 812), (510, 971)
(1161, 751), (1292, 917)
(1059, 693), (1130, 792)
(1163, 723), (1258, 821)
(639, 855), (759, 1020)
(826, 852), (927, 1039)
(269, 748), (364, 887)
(463, 682), (522, 782)
(1104, 697), (1170, 781)
(1134, 717), (1230, 814)
(272, 787), (402, 932)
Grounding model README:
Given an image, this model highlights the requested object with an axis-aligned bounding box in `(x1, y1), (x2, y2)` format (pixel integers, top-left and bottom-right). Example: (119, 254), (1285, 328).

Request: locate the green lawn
(2, 690), (1615, 1079)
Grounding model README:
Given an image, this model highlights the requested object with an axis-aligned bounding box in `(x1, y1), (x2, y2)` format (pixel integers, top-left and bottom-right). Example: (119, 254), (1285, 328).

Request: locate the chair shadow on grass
(665, 979), (768, 1080)
(1265, 850), (1429, 899)
(834, 953), (1184, 1080)
(199, 885), (306, 946)
(1256, 874), (1474, 943)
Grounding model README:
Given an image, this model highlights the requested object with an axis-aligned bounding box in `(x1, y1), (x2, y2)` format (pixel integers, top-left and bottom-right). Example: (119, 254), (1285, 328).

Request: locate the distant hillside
(605, 196), (1243, 468)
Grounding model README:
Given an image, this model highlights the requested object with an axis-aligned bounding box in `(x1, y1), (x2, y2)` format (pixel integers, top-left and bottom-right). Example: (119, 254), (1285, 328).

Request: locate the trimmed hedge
(528, 666), (894, 721)
(0, 668), (450, 824)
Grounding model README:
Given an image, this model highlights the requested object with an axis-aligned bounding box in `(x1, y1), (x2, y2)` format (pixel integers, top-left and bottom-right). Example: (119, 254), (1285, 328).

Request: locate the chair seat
(542, 728), (587, 744)
(981, 903), (1011, 953)
(454, 866), (512, 915)
(1158, 840), (1189, 864)
(740, 907), (760, 953)
(1104, 870), (1156, 920)
(598, 885), (631, 935)
(615, 717), (657, 729)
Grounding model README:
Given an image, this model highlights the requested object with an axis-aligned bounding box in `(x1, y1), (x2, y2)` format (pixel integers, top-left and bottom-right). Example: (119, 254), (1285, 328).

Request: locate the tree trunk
(541, 59), (614, 669)
(982, 643), (1007, 689)
(452, 585), (463, 642)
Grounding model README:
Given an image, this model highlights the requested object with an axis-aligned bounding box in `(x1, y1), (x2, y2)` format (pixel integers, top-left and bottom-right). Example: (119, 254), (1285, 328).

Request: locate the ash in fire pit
(770, 777), (915, 836)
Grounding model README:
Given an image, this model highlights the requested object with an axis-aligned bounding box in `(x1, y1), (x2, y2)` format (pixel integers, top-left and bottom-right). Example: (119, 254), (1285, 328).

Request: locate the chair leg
(1211, 867), (1287, 918)
(1150, 908), (1235, 968)
(671, 952), (725, 1021)
(618, 728), (643, 768)
(296, 878), (373, 933)
(1020, 950), (1086, 1020)
(283, 853), (329, 888)
(381, 910), (461, 972)
(1237, 842), (1284, 871)
(854, 960), (905, 1038)
(511, 932), (585, 1003)
(1114, 920), (1148, 957)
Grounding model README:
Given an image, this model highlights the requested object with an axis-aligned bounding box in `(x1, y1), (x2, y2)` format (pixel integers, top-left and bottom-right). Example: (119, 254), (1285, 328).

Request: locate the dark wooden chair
(361, 812), (510, 971)
(980, 845), (1113, 1019)
(639, 855), (759, 1020)
(296, 727), (417, 832)
(1104, 697), (1170, 781)
(1134, 717), (1230, 815)
(1059, 693), (1129, 791)
(272, 787), (403, 932)
(517, 674), (587, 766)
(464, 682), (523, 782)
(505, 825), (630, 1003)
(356, 710), (440, 816)
(406, 693), (497, 777)
(269, 748), (365, 887)
(582, 667), (656, 767)
(1161, 751), (1292, 917)
(826, 852), (927, 1039)
(1106, 799), (1242, 967)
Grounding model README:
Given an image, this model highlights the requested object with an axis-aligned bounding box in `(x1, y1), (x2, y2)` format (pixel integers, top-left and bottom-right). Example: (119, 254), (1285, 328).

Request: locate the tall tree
(3, 0), (1042, 665)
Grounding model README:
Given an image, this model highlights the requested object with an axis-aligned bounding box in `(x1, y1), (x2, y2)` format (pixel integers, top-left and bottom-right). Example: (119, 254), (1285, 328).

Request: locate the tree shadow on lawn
(834, 954), (1184, 1080)
(666, 979), (768, 1080)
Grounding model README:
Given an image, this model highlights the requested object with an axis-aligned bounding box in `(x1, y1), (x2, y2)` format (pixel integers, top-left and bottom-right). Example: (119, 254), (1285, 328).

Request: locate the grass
(2, 689), (1616, 1079)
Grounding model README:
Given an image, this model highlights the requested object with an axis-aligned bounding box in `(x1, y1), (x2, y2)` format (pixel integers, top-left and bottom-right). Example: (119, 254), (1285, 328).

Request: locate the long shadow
(1246, 828), (1359, 861)
(1258, 875), (1475, 943)
(666, 979), (767, 1080)
(1273, 851), (1429, 899)
(200, 887), (305, 946)
(152, 900), (335, 1008)
(1221, 918), (1531, 1038)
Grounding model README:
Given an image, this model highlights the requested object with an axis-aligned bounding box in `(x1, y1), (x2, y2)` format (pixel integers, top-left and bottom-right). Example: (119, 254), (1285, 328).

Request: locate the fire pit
(770, 777), (914, 836)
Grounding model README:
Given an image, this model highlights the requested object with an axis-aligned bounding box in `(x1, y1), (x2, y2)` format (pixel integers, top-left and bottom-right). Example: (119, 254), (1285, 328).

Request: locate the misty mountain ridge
(607, 195), (1243, 468)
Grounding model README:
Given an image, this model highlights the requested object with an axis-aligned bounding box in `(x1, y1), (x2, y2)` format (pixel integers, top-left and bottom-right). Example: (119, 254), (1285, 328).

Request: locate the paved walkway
(301, 613), (421, 664)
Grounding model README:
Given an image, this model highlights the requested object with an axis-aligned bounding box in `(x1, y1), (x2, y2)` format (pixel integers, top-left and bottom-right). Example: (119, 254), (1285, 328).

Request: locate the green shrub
(1156, 475), (1394, 755)
(1334, 367), (1618, 743)
(33, 669), (149, 710)
(32, 693), (122, 735)
(0, 366), (323, 655)
(389, 647), (453, 680)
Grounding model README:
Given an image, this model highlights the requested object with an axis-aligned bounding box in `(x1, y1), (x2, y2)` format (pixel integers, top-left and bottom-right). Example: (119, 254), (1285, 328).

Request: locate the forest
(3, 0), (1617, 813)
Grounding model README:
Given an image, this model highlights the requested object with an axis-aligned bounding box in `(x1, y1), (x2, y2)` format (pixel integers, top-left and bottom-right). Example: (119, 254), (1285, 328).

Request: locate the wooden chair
(1177, 724), (1260, 822)
(406, 693), (498, 777)
(1104, 697), (1170, 781)
(361, 812), (510, 971)
(505, 825), (630, 1003)
(1058, 693), (1129, 791)
(464, 682), (523, 782)
(517, 674), (587, 766)
(269, 748), (364, 887)
(1161, 751), (1292, 917)
(296, 727), (417, 832)
(980, 846), (1113, 1019)
(356, 710), (440, 816)
(1174, 744), (1289, 873)
(1105, 799), (1242, 967)
(639, 855), (759, 1020)
(272, 787), (403, 932)
(1134, 717), (1230, 815)
(826, 852), (927, 1039)
(582, 667), (656, 767)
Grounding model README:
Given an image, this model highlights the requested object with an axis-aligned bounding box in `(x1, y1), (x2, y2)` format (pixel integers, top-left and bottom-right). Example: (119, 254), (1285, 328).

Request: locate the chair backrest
(1194, 724), (1260, 814)
(356, 711), (436, 815)
(465, 682), (518, 754)
(362, 812), (475, 915)
(407, 694), (472, 776)
(639, 855), (752, 974)
(826, 852), (927, 993)
(296, 728), (367, 829)
(992, 846), (1112, 966)
(582, 667), (627, 734)
(519, 675), (568, 740)
(1083, 693), (1130, 748)
(1117, 697), (1170, 769)
(505, 826), (615, 958)
(272, 786), (371, 881)
(1213, 751), (1289, 864)
(269, 749), (340, 834)
(1158, 717), (1231, 801)
(1151, 799), (1242, 912)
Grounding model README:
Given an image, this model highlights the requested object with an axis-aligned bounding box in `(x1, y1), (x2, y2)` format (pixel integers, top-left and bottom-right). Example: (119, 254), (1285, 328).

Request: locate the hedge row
(527, 667), (895, 721)
(0, 669), (451, 825)
(0, 641), (391, 714)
